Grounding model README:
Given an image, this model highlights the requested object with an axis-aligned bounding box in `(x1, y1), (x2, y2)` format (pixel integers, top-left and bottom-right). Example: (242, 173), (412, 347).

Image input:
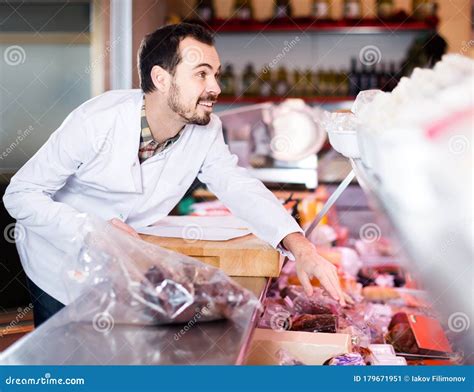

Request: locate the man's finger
(322, 271), (346, 306)
(318, 275), (340, 302)
(343, 292), (355, 306)
(110, 219), (141, 239)
(327, 267), (347, 306)
(331, 274), (347, 307)
(315, 266), (341, 301)
(298, 271), (314, 297)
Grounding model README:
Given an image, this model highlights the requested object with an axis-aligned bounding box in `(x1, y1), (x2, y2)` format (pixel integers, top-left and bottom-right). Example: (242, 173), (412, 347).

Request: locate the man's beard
(167, 79), (216, 126)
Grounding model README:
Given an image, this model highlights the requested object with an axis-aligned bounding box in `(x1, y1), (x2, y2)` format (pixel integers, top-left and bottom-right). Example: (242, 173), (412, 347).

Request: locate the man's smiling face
(166, 37), (221, 126)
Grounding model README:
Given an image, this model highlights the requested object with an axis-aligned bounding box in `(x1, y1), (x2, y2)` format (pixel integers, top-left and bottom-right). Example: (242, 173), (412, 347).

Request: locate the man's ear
(150, 65), (170, 92)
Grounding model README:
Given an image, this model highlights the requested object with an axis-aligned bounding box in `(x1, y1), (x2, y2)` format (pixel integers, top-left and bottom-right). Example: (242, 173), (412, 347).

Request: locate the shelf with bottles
(217, 59), (401, 104)
(201, 18), (437, 34)
(187, 0), (439, 34)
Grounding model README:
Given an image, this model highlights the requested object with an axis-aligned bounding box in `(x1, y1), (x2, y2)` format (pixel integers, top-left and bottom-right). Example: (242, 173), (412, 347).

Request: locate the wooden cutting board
(140, 233), (282, 277)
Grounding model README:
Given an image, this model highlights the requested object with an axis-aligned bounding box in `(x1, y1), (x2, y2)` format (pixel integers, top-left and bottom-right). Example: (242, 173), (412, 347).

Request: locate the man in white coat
(4, 23), (350, 327)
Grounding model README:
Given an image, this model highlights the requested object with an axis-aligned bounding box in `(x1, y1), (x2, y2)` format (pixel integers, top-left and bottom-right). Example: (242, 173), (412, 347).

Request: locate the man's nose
(207, 77), (221, 96)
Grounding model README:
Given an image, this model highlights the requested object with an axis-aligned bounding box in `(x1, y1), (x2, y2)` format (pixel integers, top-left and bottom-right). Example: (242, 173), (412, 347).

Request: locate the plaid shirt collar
(139, 97), (182, 163)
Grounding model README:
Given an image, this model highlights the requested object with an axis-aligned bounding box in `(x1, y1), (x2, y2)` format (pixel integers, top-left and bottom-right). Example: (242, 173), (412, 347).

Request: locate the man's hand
(108, 218), (141, 239)
(282, 232), (353, 306)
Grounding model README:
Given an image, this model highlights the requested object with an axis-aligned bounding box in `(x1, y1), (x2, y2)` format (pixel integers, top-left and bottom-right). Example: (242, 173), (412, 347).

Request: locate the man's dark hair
(138, 23), (215, 93)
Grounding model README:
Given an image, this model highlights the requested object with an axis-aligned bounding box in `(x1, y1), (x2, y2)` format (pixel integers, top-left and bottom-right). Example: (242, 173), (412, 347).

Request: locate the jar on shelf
(274, 0), (292, 19)
(259, 67), (273, 97)
(241, 63), (259, 97)
(412, 0), (437, 20)
(219, 64), (237, 97)
(273, 66), (290, 96)
(376, 0), (394, 19)
(312, 0), (331, 19)
(234, 0), (253, 20)
(195, 0), (214, 22)
(292, 69), (305, 97)
(343, 0), (362, 20)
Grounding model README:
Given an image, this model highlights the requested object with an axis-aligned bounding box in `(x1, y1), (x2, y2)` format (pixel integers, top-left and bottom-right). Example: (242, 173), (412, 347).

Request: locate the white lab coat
(3, 89), (302, 304)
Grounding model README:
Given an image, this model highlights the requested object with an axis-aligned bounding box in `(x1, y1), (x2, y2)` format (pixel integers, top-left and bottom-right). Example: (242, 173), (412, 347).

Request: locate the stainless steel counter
(0, 277), (269, 365)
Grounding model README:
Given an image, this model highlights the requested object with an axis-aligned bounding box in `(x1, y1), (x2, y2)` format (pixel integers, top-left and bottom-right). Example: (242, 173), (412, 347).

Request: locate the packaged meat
(386, 312), (453, 355)
(258, 298), (292, 330)
(362, 286), (400, 301)
(292, 294), (337, 316)
(290, 314), (338, 333)
(357, 264), (406, 288)
(142, 263), (257, 324)
(285, 286), (341, 315)
(386, 322), (419, 354)
(68, 217), (259, 327)
(354, 237), (395, 257)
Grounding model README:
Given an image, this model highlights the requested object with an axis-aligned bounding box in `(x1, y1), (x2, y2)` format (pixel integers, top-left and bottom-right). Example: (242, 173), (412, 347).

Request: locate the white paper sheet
(137, 215), (251, 241)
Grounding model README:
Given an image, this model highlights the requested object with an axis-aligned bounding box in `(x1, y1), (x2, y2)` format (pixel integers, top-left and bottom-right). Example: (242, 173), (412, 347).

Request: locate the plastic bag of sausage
(64, 216), (260, 327)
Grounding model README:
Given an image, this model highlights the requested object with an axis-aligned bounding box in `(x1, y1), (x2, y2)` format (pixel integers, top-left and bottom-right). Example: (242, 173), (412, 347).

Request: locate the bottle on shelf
(195, 0), (214, 22)
(234, 0), (253, 21)
(386, 61), (399, 91)
(292, 69), (305, 97)
(273, 66), (291, 96)
(339, 70), (350, 97)
(242, 63), (259, 97)
(368, 65), (379, 89)
(259, 67), (274, 97)
(348, 58), (360, 96)
(326, 68), (337, 96)
(343, 0), (362, 20)
(303, 69), (315, 97)
(377, 62), (390, 91)
(359, 64), (371, 91)
(412, 0), (437, 21)
(316, 68), (325, 96)
(274, 0), (292, 19)
(332, 70), (342, 96)
(164, 13), (182, 26)
(312, 0), (331, 20)
(376, 0), (394, 19)
(219, 64), (237, 97)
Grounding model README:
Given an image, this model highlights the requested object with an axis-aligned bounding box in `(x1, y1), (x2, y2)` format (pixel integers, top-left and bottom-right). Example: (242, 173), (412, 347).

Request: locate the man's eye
(197, 72), (207, 79)
(215, 74), (221, 81)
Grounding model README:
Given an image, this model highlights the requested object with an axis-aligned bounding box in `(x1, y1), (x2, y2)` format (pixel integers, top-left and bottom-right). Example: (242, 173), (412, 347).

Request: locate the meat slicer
(217, 99), (327, 189)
